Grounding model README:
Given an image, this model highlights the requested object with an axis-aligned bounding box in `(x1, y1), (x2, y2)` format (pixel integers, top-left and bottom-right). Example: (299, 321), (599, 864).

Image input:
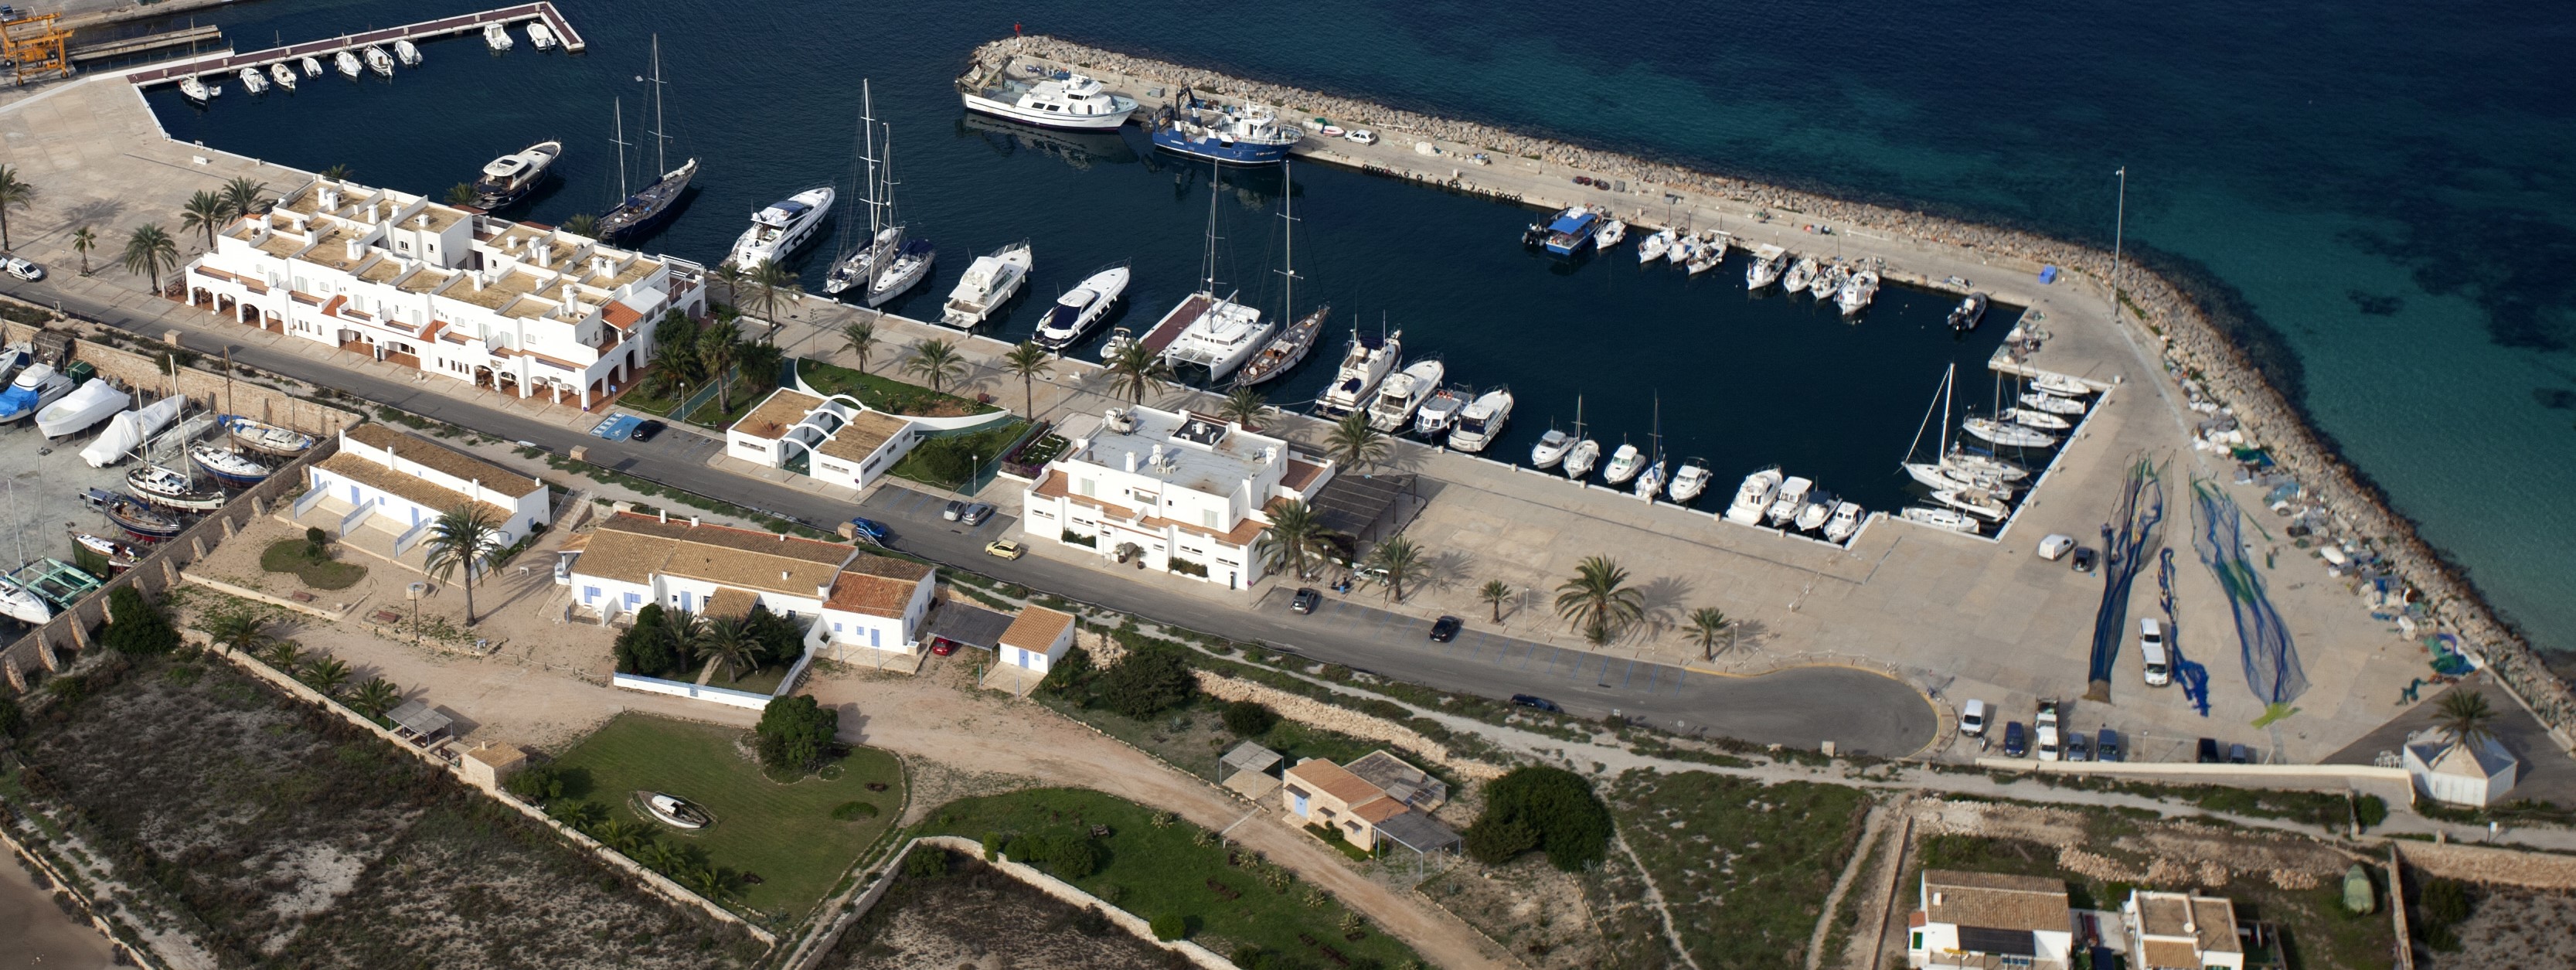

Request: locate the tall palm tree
(205, 611), (274, 657)
(1258, 499), (1336, 582)
(258, 640), (305, 675)
(902, 338), (967, 395)
(1479, 580), (1515, 622)
(1001, 341), (1053, 417)
(121, 224), (180, 294)
(710, 260), (745, 310)
(657, 608), (707, 672)
(300, 656), (353, 695)
(1218, 386), (1268, 429)
(696, 323), (743, 414)
(1555, 555), (1645, 647)
(348, 677), (402, 719)
(1686, 607), (1734, 661)
(421, 504), (509, 625)
(2435, 689), (2499, 748)
(319, 163), (354, 182)
(841, 319), (879, 373)
(1103, 340), (1167, 403)
(737, 340), (784, 395)
(1327, 412), (1389, 473)
(0, 165), (32, 250)
(444, 183), (478, 207)
(749, 258), (800, 323)
(70, 226), (97, 276)
(697, 616), (761, 683)
(1365, 536), (1424, 603)
(219, 175), (267, 220)
(562, 213), (599, 238)
(180, 190), (230, 250)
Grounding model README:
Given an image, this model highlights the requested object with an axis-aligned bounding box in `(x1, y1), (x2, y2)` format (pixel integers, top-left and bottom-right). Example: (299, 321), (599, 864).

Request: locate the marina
(121, 2), (582, 90)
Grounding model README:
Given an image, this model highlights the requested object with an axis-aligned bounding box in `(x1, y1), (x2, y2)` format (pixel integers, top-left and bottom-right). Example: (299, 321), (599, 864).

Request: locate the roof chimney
(345, 237), (364, 262)
(781, 570), (791, 583)
(658, 508), (668, 523)
(417, 213), (430, 228)
(689, 516), (699, 527)
(1125, 451), (1138, 473)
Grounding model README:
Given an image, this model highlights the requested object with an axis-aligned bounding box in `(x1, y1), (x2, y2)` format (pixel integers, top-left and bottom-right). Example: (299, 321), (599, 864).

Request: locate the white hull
(1314, 332), (1400, 415)
(36, 379), (130, 437)
(394, 39), (421, 66)
(1594, 219), (1627, 250)
(269, 62), (298, 90)
(961, 90), (1135, 131)
(364, 46), (395, 77)
(940, 243), (1033, 328)
(1634, 461), (1666, 500)
(1901, 506), (1982, 534)
(238, 67), (267, 94)
(300, 56), (322, 76)
(1366, 360), (1444, 433)
(730, 187), (835, 269)
(1601, 444), (1642, 485)
(1795, 497), (1833, 532)
(1445, 388), (1513, 452)
(1638, 228), (1673, 262)
(0, 579), (52, 624)
(2003, 407), (2071, 431)
(1823, 502), (1863, 543)
(1162, 295), (1271, 381)
(2020, 392), (2088, 416)
(335, 51), (361, 78)
(1782, 257), (1815, 294)
(1529, 430), (1570, 468)
(2030, 373), (2096, 397)
(527, 22), (557, 50)
(1413, 389), (1465, 437)
(1725, 468), (1781, 526)
(1033, 266), (1129, 348)
(1963, 417), (2059, 449)
(483, 23), (513, 50)
(1667, 461), (1710, 502)
(1562, 439), (1601, 478)
(1931, 488), (2009, 521)
(1768, 476), (1813, 526)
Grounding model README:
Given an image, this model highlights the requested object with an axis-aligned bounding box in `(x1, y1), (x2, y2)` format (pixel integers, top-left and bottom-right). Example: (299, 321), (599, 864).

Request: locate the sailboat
(1239, 162), (1336, 390)
(861, 125), (934, 307)
(1161, 161), (1274, 383)
(1903, 364), (2031, 493)
(597, 36), (698, 244)
(825, 83), (900, 297)
(1560, 395), (1600, 478)
(1633, 397), (1667, 500)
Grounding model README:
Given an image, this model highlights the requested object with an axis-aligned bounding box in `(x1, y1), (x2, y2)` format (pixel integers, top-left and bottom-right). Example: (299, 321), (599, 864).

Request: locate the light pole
(2111, 165), (2127, 321)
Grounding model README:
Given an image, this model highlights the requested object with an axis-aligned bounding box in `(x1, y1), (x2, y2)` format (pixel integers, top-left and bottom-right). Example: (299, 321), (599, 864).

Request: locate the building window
(1076, 478), (1096, 497)
(1909, 932), (1922, 951)
(1203, 509), (1219, 529)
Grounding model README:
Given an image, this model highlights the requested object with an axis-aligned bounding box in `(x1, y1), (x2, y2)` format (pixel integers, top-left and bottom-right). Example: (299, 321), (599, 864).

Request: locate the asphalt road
(12, 277), (1937, 756)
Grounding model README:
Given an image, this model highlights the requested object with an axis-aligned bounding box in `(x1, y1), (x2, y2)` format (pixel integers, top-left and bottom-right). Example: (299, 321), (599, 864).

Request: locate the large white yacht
(1724, 467), (1783, 526)
(1160, 295), (1270, 382)
(473, 139), (562, 209)
(1312, 330), (1400, 417)
(1033, 265), (1130, 349)
(1366, 359), (1443, 433)
(1445, 386), (1514, 452)
(940, 241), (1033, 328)
(730, 187), (835, 270)
(958, 69), (1138, 131)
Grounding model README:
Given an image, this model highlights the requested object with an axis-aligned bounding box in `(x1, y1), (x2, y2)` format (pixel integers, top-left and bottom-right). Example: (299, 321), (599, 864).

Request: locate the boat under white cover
(36, 379), (129, 438)
(80, 396), (182, 468)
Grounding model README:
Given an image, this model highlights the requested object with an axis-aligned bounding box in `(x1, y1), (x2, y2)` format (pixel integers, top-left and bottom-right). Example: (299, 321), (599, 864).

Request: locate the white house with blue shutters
(299, 424), (552, 559)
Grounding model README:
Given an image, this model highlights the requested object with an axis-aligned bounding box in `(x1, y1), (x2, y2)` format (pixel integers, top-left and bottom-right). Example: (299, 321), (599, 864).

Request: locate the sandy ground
(0, 850), (121, 968)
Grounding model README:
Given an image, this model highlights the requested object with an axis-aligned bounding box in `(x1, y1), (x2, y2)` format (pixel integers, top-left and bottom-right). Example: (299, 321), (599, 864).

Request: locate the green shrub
(755, 695), (839, 772)
(1223, 699), (1280, 737)
(2356, 794), (2390, 829)
(1038, 831), (1101, 880)
(1463, 817), (1539, 865)
(1094, 641), (1196, 719)
(504, 764), (567, 802)
(1149, 912), (1188, 941)
(100, 587), (179, 655)
(1097, 883), (1126, 905)
(903, 847), (950, 879)
(981, 831), (1005, 862)
(1468, 767), (1613, 871)
(830, 800), (880, 821)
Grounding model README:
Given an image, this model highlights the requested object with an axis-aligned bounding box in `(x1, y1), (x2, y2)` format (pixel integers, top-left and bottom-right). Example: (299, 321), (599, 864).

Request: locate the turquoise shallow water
(147, 0), (2576, 654)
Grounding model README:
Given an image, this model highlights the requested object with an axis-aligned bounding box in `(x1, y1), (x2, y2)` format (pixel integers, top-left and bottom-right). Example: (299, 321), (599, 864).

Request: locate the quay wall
(970, 36), (2576, 745)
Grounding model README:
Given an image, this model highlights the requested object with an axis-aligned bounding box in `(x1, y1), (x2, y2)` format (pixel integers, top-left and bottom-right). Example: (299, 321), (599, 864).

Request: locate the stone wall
(2398, 839), (2576, 892)
(978, 36), (2576, 744)
(2, 314), (362, 439)
(818, 836), (1232, 970)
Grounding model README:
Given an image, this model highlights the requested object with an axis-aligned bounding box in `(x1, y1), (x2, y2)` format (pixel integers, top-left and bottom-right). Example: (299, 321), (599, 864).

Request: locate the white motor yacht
(1901, 506), (1982, 535)
(1562, 438), (1601, 478)
(1633, 458), (1667, 500)
(527, 22), (558, 50)
(394, 39), (421, 66)
(1366, 359), (1444, 433)
(1530, 429), (1572, 468)
(1446, 386), (1514, 452)
(0, 363), (74, 424)
(729, 187), (835, 270)
(1667, 459), (1710, 502)
(1637, 227), (1674, 263)
(1724, 467), (1783, 526)
(1837, 268), (1880, 315)
(237, 66), (267, 95)
(2030, 373), (2096, 397)
(1033, 265), (1129, 350)
(300, 55), (322, 76)
(335, 50), (361, 79)
(1600, 443), (1643, 485)
(473, 140), (562, 209)
(1594, 218), (1627, 250)
(1312, 330), (1400, 417)
(483, 23), (513, 50)
(269, 62), (298, 90)
(1767, 475), (1814, 526)
(2019, 392), (2088, 416)
(941, 241), (1034, 328)
(1963, 417), (2058, 448)
(363, 46), (395, 77)
(958, 70), (1138, 131)
(1745, 243), (1786, 288)
(1412, 386), (1467, 437)
(1160, 294), (1269, 383)
(1823, 501), (1864, 543)
(1782, 257), (1816, 294)
(2003, 407), (2071, 431)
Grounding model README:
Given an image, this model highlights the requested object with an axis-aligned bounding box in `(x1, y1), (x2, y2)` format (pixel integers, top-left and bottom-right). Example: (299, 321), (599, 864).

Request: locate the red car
(929, 638), (959, 657)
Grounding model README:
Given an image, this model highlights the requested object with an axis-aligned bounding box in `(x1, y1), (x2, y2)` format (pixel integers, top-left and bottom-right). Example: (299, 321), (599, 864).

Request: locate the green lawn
(798, 358), (1001, 417)
(887, 420), (1031, 492)
(682, 377), (769, 428)
(917, 788), (1421, 968)
(257, 539), (369, 590)
(1608, 771), (1871, 969)
(548, 713), (903, 920)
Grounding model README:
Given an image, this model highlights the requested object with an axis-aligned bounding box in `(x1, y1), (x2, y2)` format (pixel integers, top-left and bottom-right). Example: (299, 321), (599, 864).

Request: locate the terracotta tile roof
(1283, 758), (1387, 808)
(999, 605), (1075, 651)
(344, 424), (543, 495)
(2139, 939), (2200, 969)
(735, 390), (824, 441)
(1033, 469), (1135, 519)
(703, 587), (759, 620)
(1281, 458), (1328, 493)
(842, 553), (934, 582)
(587, 512), (859, 597)
(816, 410), (913, 462)
(1349, 797), (1408, 824)
(569, 526), (666, 586)
(601, 300), (645, 328)
(825, 572), (918, 618)
(316, 451), (510, 518)
(1921, 870), (2069, 934)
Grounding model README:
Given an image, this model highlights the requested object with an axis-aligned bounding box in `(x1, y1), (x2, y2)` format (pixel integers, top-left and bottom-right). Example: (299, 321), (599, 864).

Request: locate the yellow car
(983, 539), (1026, 560)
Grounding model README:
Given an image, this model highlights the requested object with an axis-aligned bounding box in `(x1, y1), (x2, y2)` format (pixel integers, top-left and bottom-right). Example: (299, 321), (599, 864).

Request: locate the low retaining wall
(1975, 755), (2416, 803)
(839, 836), (1234, 970)
(611, 671), (778, 710)
(2397, 839), (2576, 892)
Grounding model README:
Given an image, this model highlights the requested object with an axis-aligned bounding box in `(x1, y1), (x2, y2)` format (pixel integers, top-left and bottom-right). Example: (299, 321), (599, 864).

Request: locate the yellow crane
(0, 12), (73, 84)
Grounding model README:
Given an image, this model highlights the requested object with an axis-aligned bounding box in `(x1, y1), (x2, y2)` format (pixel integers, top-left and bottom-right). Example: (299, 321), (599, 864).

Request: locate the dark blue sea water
(145, 0), (2576, 655)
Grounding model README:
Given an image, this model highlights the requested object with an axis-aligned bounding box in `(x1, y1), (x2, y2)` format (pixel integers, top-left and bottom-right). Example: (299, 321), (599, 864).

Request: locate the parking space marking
(1619, 659), (1637, 689)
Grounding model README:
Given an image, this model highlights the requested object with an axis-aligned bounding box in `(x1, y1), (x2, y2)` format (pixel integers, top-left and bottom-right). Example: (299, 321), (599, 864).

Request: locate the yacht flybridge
(940, 241), (1033, 328)
(1033, 266), (1131, 350)
(729, 187), (835, 270)
(959, 66), (1138, 131)
(473, 140), (562, 209)
(1308, 329), (1398, 415)
(1445, 386), (1514, 453)
(1366, 359), (1444, 433)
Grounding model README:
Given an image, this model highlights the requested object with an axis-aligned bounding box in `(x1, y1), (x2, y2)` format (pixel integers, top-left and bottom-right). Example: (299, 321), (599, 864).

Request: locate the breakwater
(972, 36), (2576, 746)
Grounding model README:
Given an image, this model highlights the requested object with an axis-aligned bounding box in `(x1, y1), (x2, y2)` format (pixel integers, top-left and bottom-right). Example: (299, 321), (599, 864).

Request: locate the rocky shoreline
(973, 36), (2576, 747)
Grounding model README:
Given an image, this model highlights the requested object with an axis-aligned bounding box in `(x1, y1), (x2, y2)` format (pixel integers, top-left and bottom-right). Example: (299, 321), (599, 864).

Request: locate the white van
(2139, 618), (2172, 686)
(1959, 699), (1989, 737)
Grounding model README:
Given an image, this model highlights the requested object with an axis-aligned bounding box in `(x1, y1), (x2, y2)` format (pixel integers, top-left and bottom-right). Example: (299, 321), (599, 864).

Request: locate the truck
(2034, 699), (2064, 762)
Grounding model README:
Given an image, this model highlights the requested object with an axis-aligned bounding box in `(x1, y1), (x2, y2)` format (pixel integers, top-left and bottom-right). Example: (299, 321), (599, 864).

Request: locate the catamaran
(1446, 386), (1513, 452)
(939, 240), (1033, 328)
(598, 36), (699, 244)
(1367, 359), (1445, 434)
(729, 187), (835, 270)
(1033, 265), (1130, 351)
(1725, 467), (1783, 526)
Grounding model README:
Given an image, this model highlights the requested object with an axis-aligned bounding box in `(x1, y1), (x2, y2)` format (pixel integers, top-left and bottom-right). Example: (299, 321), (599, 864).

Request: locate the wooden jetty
(122, 2), (584, 87)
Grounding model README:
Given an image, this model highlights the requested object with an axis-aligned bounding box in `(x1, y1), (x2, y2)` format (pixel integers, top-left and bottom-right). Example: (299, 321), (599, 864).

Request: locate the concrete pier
(123, 1), (583, 87)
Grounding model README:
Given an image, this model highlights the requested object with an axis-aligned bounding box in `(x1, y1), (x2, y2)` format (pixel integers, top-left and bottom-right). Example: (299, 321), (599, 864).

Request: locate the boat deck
(122, 2), (586, 89)
(1141, 292), (1211, 353)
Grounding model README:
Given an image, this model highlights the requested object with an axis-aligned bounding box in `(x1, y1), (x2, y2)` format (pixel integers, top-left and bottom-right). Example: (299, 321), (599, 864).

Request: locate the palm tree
(1258, 499), (1336, 582)
(562, 213), (599, 238)
(70, 226), (96, 276)
(696, 322), (743, 414)
(1103, 339), (1167, 403)
(1326, 412), (1389, 473)
(1365, 536), (1424, 603)
(902, 338), (967, 395)
(1555, 555), (1645, 647)
(319, 163), (354, 182)
(300, 656), (352, 695)
(638, 842), (685, 873)
(657, 608), (708, 672)
(421, 504), (509, 625)
(0, 165), (32, 250)
(1001, 341), (1053, 417)
(219, 175), (267, 220)
(444, 183), (478, 207)
(594, 819), (652, 853)
(258, 640), (305, 675)
(697, 616), (761, 683)
(2435, 689), (2499, 748)
(120, 224), (180, 294)
(180, 190), (230, 250)
(206, 611), (274, 657)
(711, 260), (745, 310)
(348, 677), (402, 719)
(1218, 386), (1269, 429)
(686, 866), (732, 901)
(1479, 580), (1515, 622)
(749, 258), (800, 322)
(1686, 607), (1734, 661)
(737, 340), (784, 395)
(841, 319), (879, 373)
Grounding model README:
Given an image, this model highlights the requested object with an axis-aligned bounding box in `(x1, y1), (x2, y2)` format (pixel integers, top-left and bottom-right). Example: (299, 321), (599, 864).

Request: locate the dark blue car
(846, 516), (890, 544)
(2003, 721), (2028, 757)
(2096, 729), (2123, 762)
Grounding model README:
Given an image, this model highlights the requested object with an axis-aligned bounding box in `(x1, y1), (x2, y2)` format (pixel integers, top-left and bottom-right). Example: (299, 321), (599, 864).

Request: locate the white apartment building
(727, 388), (926, 493)
(1020, 405), (1332, 591)
(304, 424), (553, 547)
(182, 177), (706, 410)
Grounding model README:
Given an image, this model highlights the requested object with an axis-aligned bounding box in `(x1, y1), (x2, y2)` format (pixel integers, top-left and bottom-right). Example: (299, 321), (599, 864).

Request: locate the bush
(744, 605), (805, 666)
(0, 698), (18, 737)
(611, 607), (686, 679)
(1038, 831), (1101, 880)
(903, 847), (951, 879)
(1038, 645), (1095, 695)
(1149, 912), (1188, 941)
(1222, 699), (1279, 737)
(981, 831), (1005, 862)
(100, 587), (179, 655)
(1468, 767), (1614, 872)
(1094, 641), (1197, 719)
(906, 436), (979, 485)
(755, 695), (839, 772)
(505, 764), (567, 802)
(2356, 794), (2390, 829)
(830, 800), (880, 821)
(305, 526), (328, 556)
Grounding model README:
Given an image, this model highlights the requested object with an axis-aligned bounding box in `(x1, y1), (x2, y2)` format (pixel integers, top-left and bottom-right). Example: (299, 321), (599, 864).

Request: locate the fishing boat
(527, 22), (558, 51)
(1725, 467), (1783, 526)
(1782, 257), (1816, 294)
(1795, 492), (1835, 531)
(1601, 443), (1643, 485)
(643, 792), (707, 829)
(1366, 359), (1444, 433)
(1530, 429), (1572, 468)
(1033, 266), (1131, 351)
(1745, 243), (1787, 288)
(1666, 230), (1696, 264)
(1151, 92), (1298, 165)
(36, 379), (129, 438)
(1638, 227), (1674, 263)
(1948, 291), (1989, 332)
(1668, 458), (1711, 502)
(363, 46), (395, 77)
(187, 444), (272, 488)
(1594, 217), (1627, 250)
(224, 416), (316, 456)
(1837, 268), (1880, 315)
(597, 36), (697, 244)
(473, 139), (562, 209)
(300, 55), (322, 76)
(1931, 488), (2010, 522)
(179, 76), (216, 102)
(1823, 502), (1864, 543)
(269, 62), (297, 90)
(0, 577), (49, 625)
(2030, 373), (2096, 397)
(1412, 386), (1467, 437)
(81, 488), (184, 541)
(1685, 232), (1726, 274)
(394, 39), (421, 66)
(2019, 392), (2087, 416)
(1901, 506), (1982, 535)
(483, 22), (513, 50)
(1810, 262), (1844, 300)
(729, 187), (835, 270)
(125, 465), (226, 512)
(958, 66), (1137, 131)
(1963, 417), (2058, 448)
(1768, 476), (1814, 526)
(75, 534), (145, 571)
(0, 362), (73, 424)
(1446, 386), (1513, 452)
(939, 240), (1033, 328)
(80, 395), (181, 468)
(237, 66), (268, 95)
(334, 50), (361, 79)
(2003, 407), (2071, 431)
(1308, 328), (1399, 414)
(1540, 206), (1600, 257)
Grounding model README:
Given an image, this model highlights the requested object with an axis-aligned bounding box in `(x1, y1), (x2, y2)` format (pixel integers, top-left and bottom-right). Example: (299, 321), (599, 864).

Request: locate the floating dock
(69, 24), (223, 63)
(122, 1), (583, 87)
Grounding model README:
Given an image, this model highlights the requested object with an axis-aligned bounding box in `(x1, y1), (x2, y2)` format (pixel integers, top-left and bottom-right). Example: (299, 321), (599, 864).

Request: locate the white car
(1344, 129), (1377, 145)
(3, 256), (42, 281)
(1958, 699), (1989, 737)
(2139, 618), (2172, 686)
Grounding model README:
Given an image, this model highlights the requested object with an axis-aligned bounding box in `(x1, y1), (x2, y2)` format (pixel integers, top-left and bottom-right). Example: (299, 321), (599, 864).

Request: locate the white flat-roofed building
(1908, 870), (2076, 969)
(2120, 889), (2243, 970)
(727, 387), (926, 493)
(182, 177), (706, 411)
(1021, 405), (1332, 591)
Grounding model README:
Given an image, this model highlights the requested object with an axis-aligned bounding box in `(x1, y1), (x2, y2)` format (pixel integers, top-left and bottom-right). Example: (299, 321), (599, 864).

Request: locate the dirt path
(1808, 798), (1894, 970)
(1611, 832), (1703, 970)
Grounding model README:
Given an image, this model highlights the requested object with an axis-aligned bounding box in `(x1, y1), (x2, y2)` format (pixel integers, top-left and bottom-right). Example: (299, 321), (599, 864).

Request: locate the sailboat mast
(1275, 160), (1298, 321)
(649, 35), (669, 175)
(1942, 363), (1955, 456)
(861, 80), (880, 238)
(611, 97), (628, 199)
(1201, 159), (1220, 293)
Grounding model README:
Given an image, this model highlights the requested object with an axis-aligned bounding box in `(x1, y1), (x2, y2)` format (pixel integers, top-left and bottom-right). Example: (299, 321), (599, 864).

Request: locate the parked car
(2067, 732), (2091, 762)
(846, 516), (890, 543)
(4, 256), (43, 281)
(1509, 694), (1560, 713)
(959, 502), (995, 526)
(1428, 615), (1463, 642)
(1959, 699), (1989, 737)
(1290, 587), (1322, 614)
(942, 500), (965, 521)
(2096, 728), (2123, 762)
(2034, 700), (2063, 761)
(983, 539), (1024, 560)
(929, 638), (959, 656)
(2229, 743), (2253, 764)
(2196, 737), (2221, 763)
(2139, 617), (2172, 686)
(631, 419), (665, 441)
(2037, 533), (2076, 560)
(2003, 721), (2028, 757)
(2071, 547), (2098, 573)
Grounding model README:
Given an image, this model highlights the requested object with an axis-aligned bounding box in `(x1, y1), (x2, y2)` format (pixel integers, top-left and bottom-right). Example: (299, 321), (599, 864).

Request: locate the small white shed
(2403, 729), (2519, 807)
